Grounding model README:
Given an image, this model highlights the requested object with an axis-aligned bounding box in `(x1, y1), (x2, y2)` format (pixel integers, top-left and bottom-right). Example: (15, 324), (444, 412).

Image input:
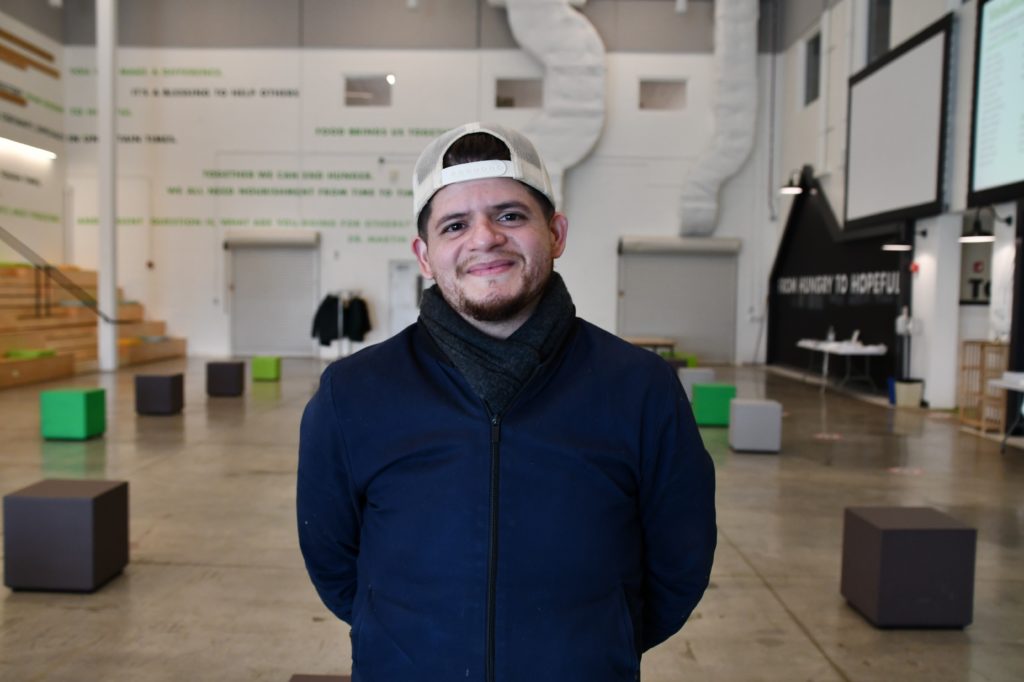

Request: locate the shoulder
(320, 324), (421, 384)
(574, 320), (674, 368)
(569, 320), (679, 388)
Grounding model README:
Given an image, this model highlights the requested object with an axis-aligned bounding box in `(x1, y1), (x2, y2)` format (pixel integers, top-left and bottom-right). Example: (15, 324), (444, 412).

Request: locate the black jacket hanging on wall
(311, 295), (340, 346)
(343, 296), (371, 342)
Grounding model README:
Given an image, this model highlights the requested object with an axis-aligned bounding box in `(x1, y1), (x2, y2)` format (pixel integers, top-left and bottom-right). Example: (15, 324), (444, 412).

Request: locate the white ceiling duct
(679, 0), (759, 236)
(499, 0), (606, 209)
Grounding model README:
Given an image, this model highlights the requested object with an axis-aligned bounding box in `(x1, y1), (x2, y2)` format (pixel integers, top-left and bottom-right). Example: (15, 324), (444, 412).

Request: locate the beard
(458, 283), (543, 322)
(443, 257), (553, 323)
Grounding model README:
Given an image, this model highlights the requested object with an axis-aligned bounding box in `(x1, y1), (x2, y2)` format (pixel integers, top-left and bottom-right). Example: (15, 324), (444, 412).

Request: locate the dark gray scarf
(419, 272), (576, 416)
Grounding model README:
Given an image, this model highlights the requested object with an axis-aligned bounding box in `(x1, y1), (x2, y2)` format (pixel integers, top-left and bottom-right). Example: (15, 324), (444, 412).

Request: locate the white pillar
(96, 0), (118, 371)
(989, 202), (1017, 341)
(911, 214), (961, 409)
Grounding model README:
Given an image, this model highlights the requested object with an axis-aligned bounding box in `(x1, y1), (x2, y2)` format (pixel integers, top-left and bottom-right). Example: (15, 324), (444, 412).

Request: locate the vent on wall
(495, 78), (543, 109)
(344, 75), (394, 107)
(639, 79), (687, 110)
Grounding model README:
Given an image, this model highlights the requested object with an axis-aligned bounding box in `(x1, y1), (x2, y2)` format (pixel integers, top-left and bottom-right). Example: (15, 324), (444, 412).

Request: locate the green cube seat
(692, 383), (736, 426)
(251, 356), (281, 382)
(40, 388), (106, 440)
(4, 348), (56, 359)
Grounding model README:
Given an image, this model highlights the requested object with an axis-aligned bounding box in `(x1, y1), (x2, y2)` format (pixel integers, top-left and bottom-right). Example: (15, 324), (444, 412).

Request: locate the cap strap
(439, 160), (515, 188)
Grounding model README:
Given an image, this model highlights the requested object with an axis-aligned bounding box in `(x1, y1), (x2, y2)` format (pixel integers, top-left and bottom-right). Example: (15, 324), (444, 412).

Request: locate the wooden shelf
(959, 340), (1008, 434)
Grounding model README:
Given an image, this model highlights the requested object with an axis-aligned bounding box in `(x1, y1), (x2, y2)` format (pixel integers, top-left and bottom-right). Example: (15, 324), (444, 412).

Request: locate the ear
(412, 237), (434, 279)
(549, 212), (569, 259)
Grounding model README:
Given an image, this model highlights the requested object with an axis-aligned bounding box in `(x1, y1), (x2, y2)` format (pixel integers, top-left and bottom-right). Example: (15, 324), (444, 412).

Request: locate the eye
(439, 221), (466, 235)
(497, 211), (526, 223)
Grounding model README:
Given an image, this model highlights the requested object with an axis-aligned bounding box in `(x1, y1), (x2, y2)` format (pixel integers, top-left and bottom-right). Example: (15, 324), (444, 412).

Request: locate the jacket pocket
(352, 586), (416, 681)
(616, 586), (641, 675)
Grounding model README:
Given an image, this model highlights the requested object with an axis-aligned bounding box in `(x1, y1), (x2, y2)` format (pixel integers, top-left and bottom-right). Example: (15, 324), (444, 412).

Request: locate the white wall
(3, 1), (1014, 386)
(59, 46), (756, 357)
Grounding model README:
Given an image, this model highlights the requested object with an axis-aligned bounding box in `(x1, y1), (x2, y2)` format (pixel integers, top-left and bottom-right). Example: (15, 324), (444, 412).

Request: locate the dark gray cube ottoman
(3, 479), (129, 592)
(841, 506), (976, 628)
(135, 373), (184, 415)
(206, 361), (245, 397)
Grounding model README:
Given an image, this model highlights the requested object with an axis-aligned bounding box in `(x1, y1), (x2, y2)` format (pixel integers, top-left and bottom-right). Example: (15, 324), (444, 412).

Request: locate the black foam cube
(3, 479), (129, 592)
(134, 373), (184, 415)
(206, 361), (244, 397)
(841, 507), (976, 628)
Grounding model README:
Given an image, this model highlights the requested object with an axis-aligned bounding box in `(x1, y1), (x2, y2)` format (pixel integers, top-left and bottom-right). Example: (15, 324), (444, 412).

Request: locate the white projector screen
(844, 15), (952, 230)
(968, 0), (1024, 206)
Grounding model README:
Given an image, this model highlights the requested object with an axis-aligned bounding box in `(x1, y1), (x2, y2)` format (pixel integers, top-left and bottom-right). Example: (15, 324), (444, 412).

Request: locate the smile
(465, 259), (517, 277)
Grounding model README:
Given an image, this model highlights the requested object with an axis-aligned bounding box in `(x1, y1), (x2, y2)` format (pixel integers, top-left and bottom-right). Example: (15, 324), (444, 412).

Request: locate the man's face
(412, 177), (568, 325)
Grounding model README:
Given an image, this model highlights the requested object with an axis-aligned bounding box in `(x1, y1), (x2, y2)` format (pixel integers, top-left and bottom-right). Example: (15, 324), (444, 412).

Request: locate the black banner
(768, 177), (911, 392)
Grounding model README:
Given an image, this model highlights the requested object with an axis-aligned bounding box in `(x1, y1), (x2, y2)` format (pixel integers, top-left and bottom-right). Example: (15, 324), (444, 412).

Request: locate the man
(298, 122), (716, 682)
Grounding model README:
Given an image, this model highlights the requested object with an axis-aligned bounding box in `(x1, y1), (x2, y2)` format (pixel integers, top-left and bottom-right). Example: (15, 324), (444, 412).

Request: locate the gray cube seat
(135, 373), (184, 415)
(206, 361), (245, 397)
(729, 399), (783, 453)
(3, 479), (129, 592)
(841, 507), (976, 628)
(678, 367), (715, 399)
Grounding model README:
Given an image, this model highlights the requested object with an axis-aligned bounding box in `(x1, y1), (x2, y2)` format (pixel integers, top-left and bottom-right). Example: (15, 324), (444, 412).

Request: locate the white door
(229, 244), (318, 356)
(617, 250), (738, 364)
(388, 259), (422, 337)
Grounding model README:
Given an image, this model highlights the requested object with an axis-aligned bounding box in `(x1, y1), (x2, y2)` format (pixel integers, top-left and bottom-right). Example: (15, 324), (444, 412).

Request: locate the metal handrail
(0, 223), (128, 324)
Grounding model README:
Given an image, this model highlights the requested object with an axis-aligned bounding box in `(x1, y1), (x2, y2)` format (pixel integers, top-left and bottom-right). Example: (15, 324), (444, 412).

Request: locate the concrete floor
(0, 358), (1022, 681)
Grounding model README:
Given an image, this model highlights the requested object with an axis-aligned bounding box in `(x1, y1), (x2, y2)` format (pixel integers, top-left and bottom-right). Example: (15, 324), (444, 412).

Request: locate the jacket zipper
(481, 357), (552, 682)
(486, 413), (501, 682)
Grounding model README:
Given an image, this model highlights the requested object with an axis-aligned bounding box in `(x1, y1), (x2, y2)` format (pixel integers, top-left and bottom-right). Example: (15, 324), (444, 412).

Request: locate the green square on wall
(692, 383), (736, 427)
(251, 356), (281, 381)
(40, 388), (106, 440)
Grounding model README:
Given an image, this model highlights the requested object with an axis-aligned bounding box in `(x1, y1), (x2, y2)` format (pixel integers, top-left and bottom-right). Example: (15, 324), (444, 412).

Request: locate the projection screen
(844, 14), (952, 230)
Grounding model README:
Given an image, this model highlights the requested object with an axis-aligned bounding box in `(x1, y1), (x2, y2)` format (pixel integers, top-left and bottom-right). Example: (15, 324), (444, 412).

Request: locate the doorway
(617, 237), (739, 364)
(228, 239), (319, 356)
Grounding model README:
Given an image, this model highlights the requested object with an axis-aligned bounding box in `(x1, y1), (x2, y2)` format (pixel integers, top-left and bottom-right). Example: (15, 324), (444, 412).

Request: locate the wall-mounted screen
(844, 14), (952, 230)
(968, 0), (1024, 207)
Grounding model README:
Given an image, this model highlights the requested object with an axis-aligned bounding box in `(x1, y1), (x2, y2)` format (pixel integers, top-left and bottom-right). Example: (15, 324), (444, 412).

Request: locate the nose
(467, 216), (507, 249)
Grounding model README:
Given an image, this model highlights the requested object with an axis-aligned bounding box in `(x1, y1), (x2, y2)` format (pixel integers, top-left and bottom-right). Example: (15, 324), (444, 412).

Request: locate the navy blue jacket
(297, 320), (716, 682)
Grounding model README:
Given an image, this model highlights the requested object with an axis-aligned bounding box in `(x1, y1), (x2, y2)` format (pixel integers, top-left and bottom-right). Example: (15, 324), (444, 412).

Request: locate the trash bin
(894, 378), (924, 408)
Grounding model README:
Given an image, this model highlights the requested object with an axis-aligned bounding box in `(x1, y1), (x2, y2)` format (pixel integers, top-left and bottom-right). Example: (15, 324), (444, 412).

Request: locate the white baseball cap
(412, 122), (554, 225)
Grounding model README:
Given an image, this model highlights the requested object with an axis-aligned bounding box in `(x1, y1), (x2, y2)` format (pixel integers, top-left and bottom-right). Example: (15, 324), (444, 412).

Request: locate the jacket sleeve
(297, 368), (361, 624)
(638, 368), (717, 651)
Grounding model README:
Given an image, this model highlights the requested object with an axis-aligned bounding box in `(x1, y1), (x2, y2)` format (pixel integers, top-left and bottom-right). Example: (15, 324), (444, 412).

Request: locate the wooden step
(0, 312), (85, 334)
(75, 337), (187, 373)
(61, 302), (145, 323)
(0, 320), (165, 351)
(0, 353), (75, 389)
(0, 265), (98, 287)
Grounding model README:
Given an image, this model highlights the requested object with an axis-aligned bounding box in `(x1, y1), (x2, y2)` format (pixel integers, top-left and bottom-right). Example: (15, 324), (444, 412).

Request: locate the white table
(987, 377), (1024, 452)
(798, 339), (888, 391)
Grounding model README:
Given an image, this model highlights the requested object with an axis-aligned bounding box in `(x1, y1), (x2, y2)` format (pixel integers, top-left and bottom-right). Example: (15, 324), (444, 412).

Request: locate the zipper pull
(490, 415), (500, 443)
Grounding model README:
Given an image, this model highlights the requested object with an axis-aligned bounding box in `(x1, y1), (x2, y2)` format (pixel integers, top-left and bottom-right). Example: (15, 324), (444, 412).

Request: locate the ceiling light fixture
(779, 169), (803, 195)
(880, 226), (926, 252)
(881, 241), (912, 252)
(960, 205), (1012, 244)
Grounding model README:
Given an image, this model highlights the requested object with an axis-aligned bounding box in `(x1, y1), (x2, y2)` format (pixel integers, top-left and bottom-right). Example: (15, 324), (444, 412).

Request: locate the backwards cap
(412, 122), (554, 225)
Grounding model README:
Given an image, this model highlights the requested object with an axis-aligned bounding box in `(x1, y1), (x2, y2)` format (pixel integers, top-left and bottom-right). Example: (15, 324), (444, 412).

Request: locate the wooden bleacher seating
(0, 264), (186, 389)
